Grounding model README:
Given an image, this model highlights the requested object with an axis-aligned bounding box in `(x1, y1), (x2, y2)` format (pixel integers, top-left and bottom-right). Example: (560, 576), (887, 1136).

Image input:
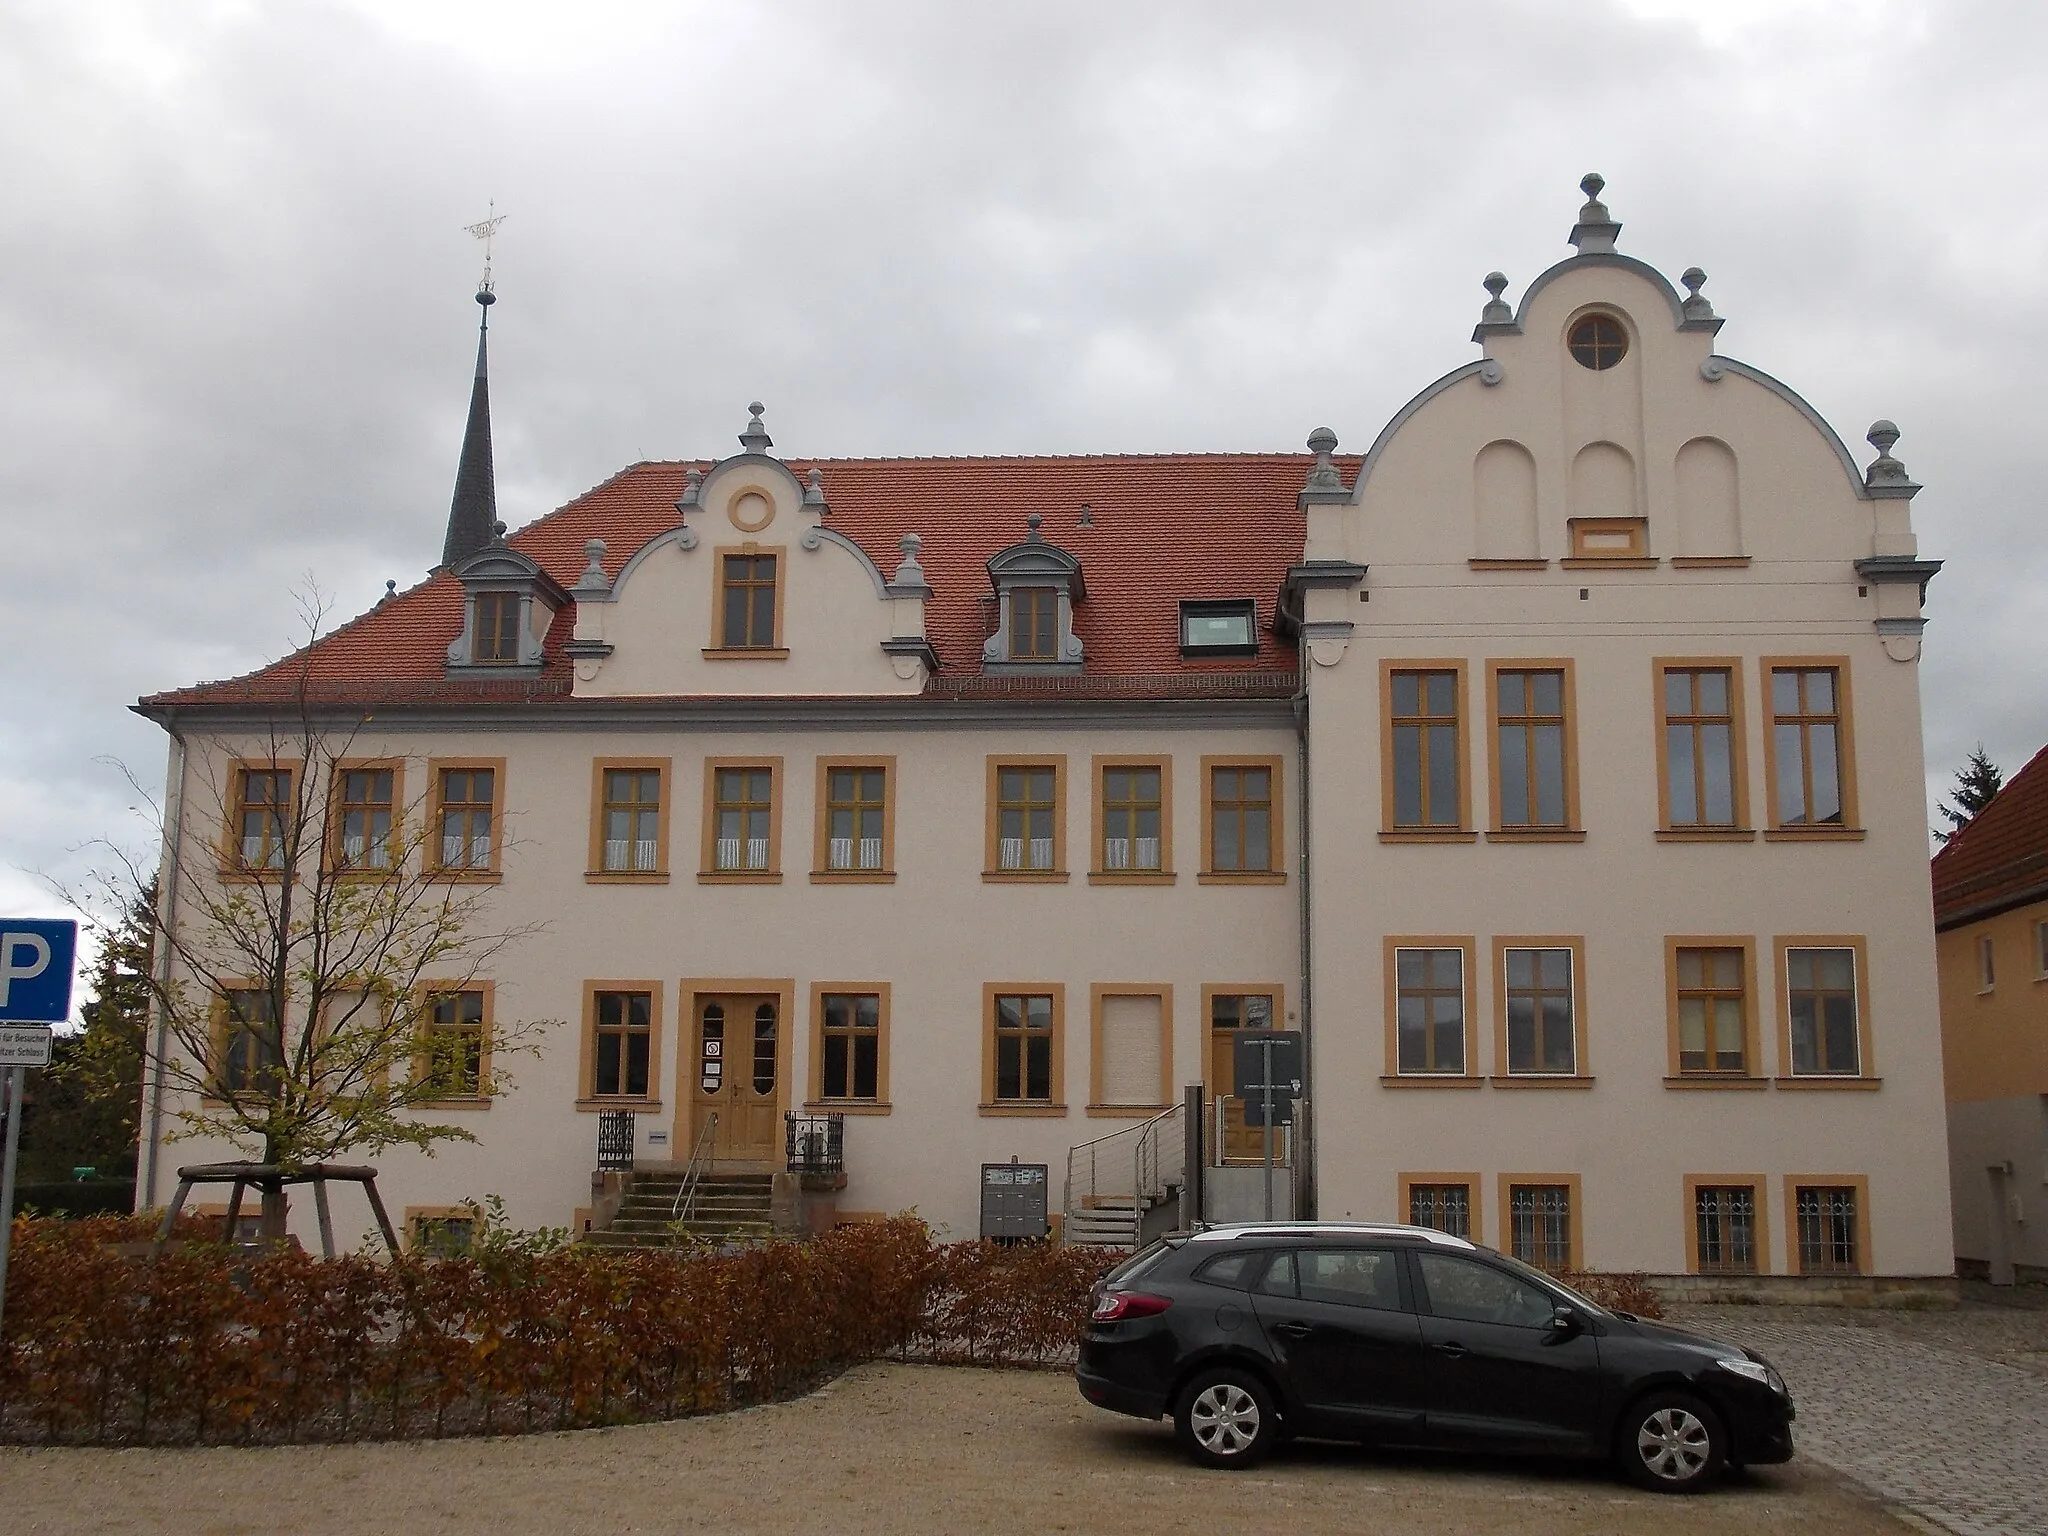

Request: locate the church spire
(441, 205), (508, 572)
(439, 284), (499, 571)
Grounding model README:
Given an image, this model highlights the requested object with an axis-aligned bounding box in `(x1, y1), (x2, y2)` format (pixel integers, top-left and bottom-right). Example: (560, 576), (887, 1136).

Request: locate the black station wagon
(1076, 1221), (1793, 1493)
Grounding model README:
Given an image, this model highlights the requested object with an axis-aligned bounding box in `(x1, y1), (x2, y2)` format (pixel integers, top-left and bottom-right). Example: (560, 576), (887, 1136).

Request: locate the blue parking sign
(0, 920), (78, 1023)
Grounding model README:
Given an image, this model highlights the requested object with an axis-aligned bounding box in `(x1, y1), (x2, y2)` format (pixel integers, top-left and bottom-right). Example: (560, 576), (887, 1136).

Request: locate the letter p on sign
(0, 920), (78, 1023)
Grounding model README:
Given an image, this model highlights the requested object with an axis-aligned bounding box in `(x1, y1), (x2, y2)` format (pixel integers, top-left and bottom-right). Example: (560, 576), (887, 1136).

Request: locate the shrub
(0, 1214), (1112, 1445)
(1557, 1270), (1664, 1319)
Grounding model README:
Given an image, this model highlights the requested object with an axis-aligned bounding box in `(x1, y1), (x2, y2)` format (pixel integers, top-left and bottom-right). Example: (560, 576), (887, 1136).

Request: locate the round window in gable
(1568, 313), (1628, 370)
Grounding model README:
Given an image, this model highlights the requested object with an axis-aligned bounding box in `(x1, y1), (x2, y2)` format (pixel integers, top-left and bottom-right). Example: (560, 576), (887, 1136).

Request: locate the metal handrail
(1211, 1095), (1290, 1167)
(1062, 1101), (1183, 1218)
(670, 1112), (719, 1224)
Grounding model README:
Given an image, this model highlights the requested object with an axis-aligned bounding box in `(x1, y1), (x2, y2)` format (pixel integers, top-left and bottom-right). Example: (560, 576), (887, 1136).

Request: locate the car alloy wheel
(1174, 1368), (1276, 1469)
(1618, 1391), (1724, 1493)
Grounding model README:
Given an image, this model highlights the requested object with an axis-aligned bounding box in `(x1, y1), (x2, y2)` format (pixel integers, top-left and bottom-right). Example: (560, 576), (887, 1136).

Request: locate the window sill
(978, 1102), (1070, 1117)
(1468, 558), (1548, 571)
(413, 1098), (493, 1111)
(698, 870), (783, 884)
(429, 867), (505, 883)
(700, 647), (791, 661)
(1662, 1075), (1768, 1090)
(325, 867), (404, 883)
(1762, 828), (1866, 843)
(574, 1098), (664, 1113)
(1379, 831), (1478, 844)
(1489, 1074), (1596, 1089)
(803, 1099), (892, 1115)
(1088, 870), (1177, 886)
(1485, 829), (1587, 843)
(981, 870), (1071, 884)
(218, 867), (286, 884)
(1379, 1074), (1485, 1089)
(1670, 555), (1752, 569)
(1197, 870), (1287, 885)
(1655, 828), (1756, 843)
(809, 870), (896, 884)
(1086, 1103), (1171, 1118)
(1773, 1075), (1882, 1091)
(1560, 557), (1658, 571)
(585, 870), (671, 884)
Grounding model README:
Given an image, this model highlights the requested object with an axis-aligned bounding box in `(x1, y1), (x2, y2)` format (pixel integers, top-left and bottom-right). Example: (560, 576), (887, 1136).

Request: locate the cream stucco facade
(138, 179), (1953, 1284)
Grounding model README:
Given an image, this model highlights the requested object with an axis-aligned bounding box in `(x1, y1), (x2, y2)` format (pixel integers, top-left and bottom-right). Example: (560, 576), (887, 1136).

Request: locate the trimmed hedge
(0, 1214), (1115, 1446)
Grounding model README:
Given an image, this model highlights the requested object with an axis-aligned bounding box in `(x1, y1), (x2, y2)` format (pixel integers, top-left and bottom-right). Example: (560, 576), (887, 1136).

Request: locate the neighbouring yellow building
(1934, 743), (2048, 1284)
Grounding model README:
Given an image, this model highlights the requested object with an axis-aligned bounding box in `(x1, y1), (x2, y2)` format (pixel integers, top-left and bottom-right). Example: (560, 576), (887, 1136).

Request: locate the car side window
(1415, 1252), (1555, 1328)
(1296, 1248), (1404, 1311)
(1194, 1251), (1264, 1290)
(1255, 1250), (1297, 1297)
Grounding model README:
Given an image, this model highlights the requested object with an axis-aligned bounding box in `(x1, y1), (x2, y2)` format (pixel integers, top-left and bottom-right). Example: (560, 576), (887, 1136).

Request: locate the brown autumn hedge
(0, 1214), (1117, 1446)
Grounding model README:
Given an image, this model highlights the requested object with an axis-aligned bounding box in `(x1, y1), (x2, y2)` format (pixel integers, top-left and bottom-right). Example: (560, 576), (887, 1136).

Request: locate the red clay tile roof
(140, 454), (1347, 711)
(1932, 740), (2048, 927)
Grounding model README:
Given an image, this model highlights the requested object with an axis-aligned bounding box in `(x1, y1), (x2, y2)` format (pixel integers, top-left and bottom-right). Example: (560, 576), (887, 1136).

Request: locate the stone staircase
(581, 1170), (776, 1249)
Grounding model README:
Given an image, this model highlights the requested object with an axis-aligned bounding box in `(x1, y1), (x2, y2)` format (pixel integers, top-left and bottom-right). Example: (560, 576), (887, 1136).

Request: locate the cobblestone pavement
(1675, 1299), (2048, 1536)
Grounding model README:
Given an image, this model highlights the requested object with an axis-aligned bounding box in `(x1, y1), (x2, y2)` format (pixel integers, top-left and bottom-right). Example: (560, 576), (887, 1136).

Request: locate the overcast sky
(4, 0), (2043, 989)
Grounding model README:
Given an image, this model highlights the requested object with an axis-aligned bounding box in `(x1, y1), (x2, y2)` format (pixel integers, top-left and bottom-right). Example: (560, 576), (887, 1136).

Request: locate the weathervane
(464, 201), (508, 296)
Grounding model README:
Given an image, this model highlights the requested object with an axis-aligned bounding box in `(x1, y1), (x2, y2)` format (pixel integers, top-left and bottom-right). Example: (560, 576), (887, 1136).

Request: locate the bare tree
(89, 589), (557, 1237)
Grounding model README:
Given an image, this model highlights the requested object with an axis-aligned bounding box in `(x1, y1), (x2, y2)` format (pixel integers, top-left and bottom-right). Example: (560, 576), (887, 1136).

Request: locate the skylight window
(1181, 600), (1258, 656)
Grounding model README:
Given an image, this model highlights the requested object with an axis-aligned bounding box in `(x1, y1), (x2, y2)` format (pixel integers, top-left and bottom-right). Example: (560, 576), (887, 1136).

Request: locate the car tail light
(1091, 1290), (1173, 1322)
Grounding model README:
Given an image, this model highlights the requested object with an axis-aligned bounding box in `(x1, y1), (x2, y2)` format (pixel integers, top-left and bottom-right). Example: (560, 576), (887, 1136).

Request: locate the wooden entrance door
(688, 994), (782, 1164)
(1206, 991), (1284, 1166)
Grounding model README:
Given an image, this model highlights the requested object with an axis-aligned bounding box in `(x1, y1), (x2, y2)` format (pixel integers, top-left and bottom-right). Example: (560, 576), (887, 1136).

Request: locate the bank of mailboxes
(980, 1161), (1049, 1240)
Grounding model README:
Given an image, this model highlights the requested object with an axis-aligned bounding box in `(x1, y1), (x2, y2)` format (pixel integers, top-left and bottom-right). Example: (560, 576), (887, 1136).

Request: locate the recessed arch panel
(1675, 437), (1742, 557)
(1473, 439), (1540, 559)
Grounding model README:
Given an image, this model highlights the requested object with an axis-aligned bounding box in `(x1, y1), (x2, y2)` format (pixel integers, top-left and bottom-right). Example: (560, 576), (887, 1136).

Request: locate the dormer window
(982, 514), (1085, 674)
(445, 531), (568, 678)
(1010, 587), (1059, 660)
(475, 592), (521, 664)
(1180, 600), (1258, 657)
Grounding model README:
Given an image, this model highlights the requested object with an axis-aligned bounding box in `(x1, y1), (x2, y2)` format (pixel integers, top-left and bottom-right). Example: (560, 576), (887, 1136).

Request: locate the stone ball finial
(1306, 426), (1339, 456)
(1484, 271), (1509, 300)
(585, 538), (606, 560)
(492, 521), (507, 539)
(1867, 420), (1900, 456)
(1027, 512), (1043, 532)
(749, 400), (765, 418)
(901, 532), (922, 556)
(1682, 267), (1707, 296)
(1581, 172), (1605, 201)
(383, 579), (397, 602)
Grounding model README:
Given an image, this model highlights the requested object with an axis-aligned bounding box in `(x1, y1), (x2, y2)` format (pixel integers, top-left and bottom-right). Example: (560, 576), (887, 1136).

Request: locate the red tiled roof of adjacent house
(1932, 740), (2048, 927)
(139, 453), (1349, 711)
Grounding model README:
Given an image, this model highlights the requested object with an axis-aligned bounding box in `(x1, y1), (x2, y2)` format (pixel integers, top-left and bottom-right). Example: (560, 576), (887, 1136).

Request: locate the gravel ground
(0, 1362), (1911, 1535)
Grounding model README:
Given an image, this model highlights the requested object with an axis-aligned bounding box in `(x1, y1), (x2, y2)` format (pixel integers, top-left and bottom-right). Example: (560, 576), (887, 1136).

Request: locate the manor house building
(136, 178), (1953, 1289)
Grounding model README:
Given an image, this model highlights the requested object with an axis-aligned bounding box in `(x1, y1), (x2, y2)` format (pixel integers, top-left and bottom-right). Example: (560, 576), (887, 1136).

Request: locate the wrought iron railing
(595, 1109), (636, 1172)
(784, 1112), (845, 1176)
